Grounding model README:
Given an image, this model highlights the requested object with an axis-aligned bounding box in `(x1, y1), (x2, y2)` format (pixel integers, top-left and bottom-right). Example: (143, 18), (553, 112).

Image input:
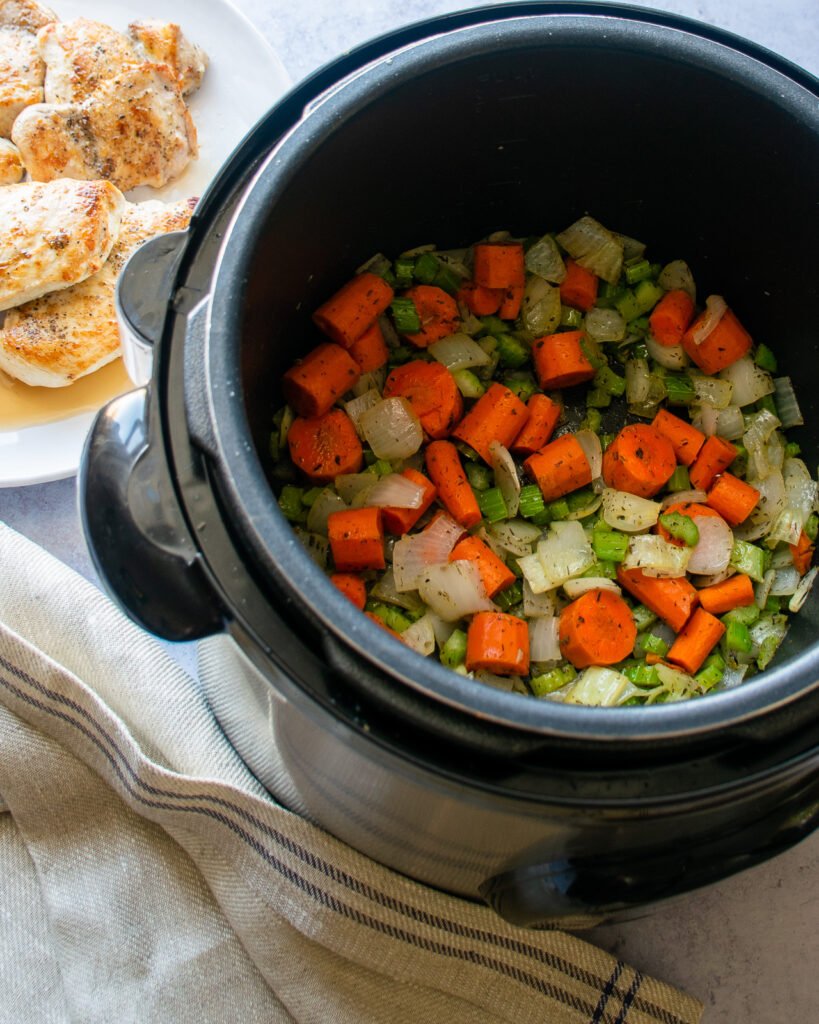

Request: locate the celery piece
(784, 441), (802, 459)
(455, 440), (481, 462)
(466, 463), (492, 492)
(633, 279), (665, 315)
(594, 365), (627, 397)
(440, 629), (468, 668)
(722, 605), (760, 627)
(502, 371), (538, 402)
(599, 432), (615, 451)
(626, 315), (651, 337)
(586, 387), (612, 409)
(495, 580), (523, 610)
(632, 604), (658, 632)
(663, 372), (696, 406)
(592, 529), (629, 563)
(530, 664), (577, 697)
(635, 633), (669, 658)
(544, 498), (571, 521)
(478, 487), (509, 523)
(754, 343), (778, 373)
(519, 484), (546, 519)
(390, 297), (421, 333)
(561, 306), (584, 328)
(452, 369), (486, 399)
(387, 345), (416, 367)
(581, 560), (618, 580)
(756, 394), (778, 417)
(724, 620), (753, 654)
(621, 662), (660, 688)
(366, 601), (412, 634)
(495, 333), (530, 369)
(614, 289), (643, 322)
(659, 512), (700, 547)
(624, 258), (653, 285)
(278, 485), (305, 522)
(596, 282), (627, 310)
(730, 539), (766, 582)
(434, 263), (462, 295)
(301, 487), (323, 507)
(666, 465), (690, 492)
(479, 315), (508, 337)
(580, 408), (603, 433)
(566, 488), (596, 513)
(731, 444), (749, 479)
(806, 513), (819, 543)
(765, 595), (783, 614)
(394, 258), (415, 288)
(413, 252), (440, 285)
(695, 653), (725, 691)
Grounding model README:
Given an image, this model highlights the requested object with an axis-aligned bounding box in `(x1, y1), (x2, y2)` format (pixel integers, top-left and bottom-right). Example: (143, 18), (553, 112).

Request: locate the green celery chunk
(666, 465), (690, 492)
(806, 513), (819, 543)
(278, 485), (304, 522)
(621, 662), (660, 687)
(366, 601), (412, 633)
(592, 528), (629, 563)
(594, 365), (626, 397)
(754, 343), (778, 373)
(413, 252), (440, 284)
(561, 306), (584, 328)
(301, 487), (323, 507)
(495, 580), (523, 610)
(440, 628), (468, 668)
(479, 315), (508, 337)
(478, 487), (509, 523)
(724, 619), (752, 654)
(580, 408), (603, 433)
(659, 512), (700, 546)
(695, 653), (726, 691)
(495, 333), (530, 369)
(466, 463), (492, 491)
(586, 387), (612, 409)
(453, 369), (486, 399)
(632, 604), (658, 632)
(393, 258), (415, 288)
(390, 296), (421, 333)
(502, 371), (538, 401)
(722, 605), (760, 627)
(730, 539), (766, 582)
(635, 633), (669, 658)
(519, 484), (546, 519)
(530, 664), (577, 697)
(624, 258), (653, 284)
(663, 372), (696, 406)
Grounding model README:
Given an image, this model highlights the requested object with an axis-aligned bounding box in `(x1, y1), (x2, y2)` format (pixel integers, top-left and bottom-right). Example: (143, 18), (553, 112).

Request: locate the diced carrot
(425, 440), (482, 528)
(282, 342), (361, 419)
(532, 330), (596, 389)
(617, 566), (699, 633)
(313, 272), (394, 348)
(559, 259), (598, 312)
(656, 501), (722, 545)
(348, 320), (388, 373)
(383, 360), (463, 440)
(450, 382), (529, 464)
(649, 289), (695, 347)
(524, 433), (592, 503)
(473, 243), (525, 290)
(381, 468), (437, 535)
(510, 394), (561, 457)
(666, 607), (726, 675)
(698, 574), (755, 615)
(602, 424), (677, 498)
(457, 280), (503, 316)
(288, 409), (363, 484)
(330, 573), (367, 609)
(365, 610), (402, 640)
(651, 408), (706, 466)
(498, 284), (524, 320)
(465, 611), (530, 676)
(681, 307), (753, 374)
(790, 530), (815, 576)
(402, 285), (460, 347)
(449, 536), (515, 598)
(558, 589), (637, 669)
(706, 473), (760, 526)
(327, 507), (385, 572)
(688, 435), (737, 491)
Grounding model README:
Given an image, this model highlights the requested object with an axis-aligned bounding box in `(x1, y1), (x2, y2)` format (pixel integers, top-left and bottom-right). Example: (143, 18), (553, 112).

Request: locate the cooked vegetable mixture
(271, 216), (818, 706)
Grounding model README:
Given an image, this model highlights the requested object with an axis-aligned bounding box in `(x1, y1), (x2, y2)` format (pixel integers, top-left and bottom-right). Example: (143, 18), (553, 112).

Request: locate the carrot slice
(559, 259), (598, 312)
(532, 330), (596, 389)
(457, 280), (503, 316)
(282, 342), (361, 418)
(524, 433), (592, 503)
(666, 607), (726, 675)
(402, 285), (460, 347)
(383, 360), (463, 440)
(330, 572), (367, 609)
(348, 320), (388, 373)
(651, 408), (706, 466)
(498, 283), (524, 320)
(450, 382), (529, 463)
(425, 440), (482, 528)
(288, 409), (363, 484)
(313, 272), (394, 348)
(649, 289), (695, 347)
(510, 393), (561, 457)
(688, 435), (737, 491)
(602, 424), (677, 498)
(465, 611), (530, 676)
(617, 566), (699, 633)
(681, 307), (752, 374)
(381, 468), (437, 536)
(790, 530), (815, 576)
(698, 574), (755, 615)
(558, 589), (637, 669)
(450, 536), (515, 598)
(327, 507), (386, 572)
(706, 472), (760, 526)
(473, 243), (525, 290)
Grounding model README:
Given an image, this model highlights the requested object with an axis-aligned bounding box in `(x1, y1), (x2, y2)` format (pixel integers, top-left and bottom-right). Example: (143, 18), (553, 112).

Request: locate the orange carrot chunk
(457, 280), (503, 316)
(602, 424), (677, 498)
(288, 409), (363, 484)
(532, 330), (596, 389)
(617, 566), (699, 633)
(449, 536), (516, 598)
(790, 530), (815, 576)
(681, 307), (752, 374)
(498, 283), (524, 320)
(688, 435), (737, 491)
(282, 342), (361, 419)
(402, 285), (460, 348)
(559, 259), (598, 312)
(465, 611), (530, 676)
(348, 320), (389, 373)
(706, 472), (760, 526)
(313, 272), (394, 348)
(327, 507), (386, 572)
(524, 433), (592, 503)
(649, 289), (695, 347)
(450, 382), (529, 464)
(473, 243), (525, 290)
(667, 607), (726, 675)
(425, 440), (482, 529)
(652, 408), (706, 466)
(698, 574), (756, 615)
(511, 394), (561, 457)
(381, 468), (437, 536)
(330, 573), (367, 609)
(558, 589), (637, 669)
(383, 360), (463, 440)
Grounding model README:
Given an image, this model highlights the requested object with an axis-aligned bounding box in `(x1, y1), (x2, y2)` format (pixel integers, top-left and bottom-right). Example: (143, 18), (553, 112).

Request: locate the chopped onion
(306, 488), (347, 534)
(601, 488), (661, 532)
(427, 611), (457, 646)
(523, 579), (559, 617)
(715, 405), (745, 441)
(344, 388), (382, 437)
(722, 665), (749, 688)
(585, 307), (626, 343)
(693, 403), (719, 437)
(521, 276), (562, 336)
(623, 535), (691, 578)
(660, 489), (707, 509)
(417, 560), (495, 621)
(646, 334), (687, 370)
(529, 616), (561, 662)
(565, 493), (603, 521)
(686, 515), (733, 575)
(743, 409), (781, 480)
(535, 521), (595, 589)
(356, 473), (425, 509)
(693, 376), (733, 409)
(490, 441), (521, 518)
(556, 215), (624, 284)
(654, 663), (700, 702)
(517, 552), (554, 595)
(392, 514), (464, 591)
(755, 569), (776, 608)
(574, 429), (602, 480)
(773, 377), (804, 428)
(657, 259), (696, 301)
(335, 473), (376, 504)
(720, 356), (775, 408)
(370, 568), (425, 612)
(560, 666), (640, 706)
(616, 233), (646, 261)
(767, 431), (785, 473)
(733, 468), (785, 541)
(695, 566), (736, 588)
(625, 357), (650, 404)
(294, 529), (329, 569)
(489, 519), (542, 557)
(766, 458), (818, 545)
(400, 614), (436, 657)
(789, 567), (818, 613)
(524, 233), (566, 283)
(359, 397), (423, 461)
(770, 566), (801, 596)
(562, 577), (621, 598)
(429, 333), (492, 372)
(689, 294), (727, 345)
(475, 670), (528, 693)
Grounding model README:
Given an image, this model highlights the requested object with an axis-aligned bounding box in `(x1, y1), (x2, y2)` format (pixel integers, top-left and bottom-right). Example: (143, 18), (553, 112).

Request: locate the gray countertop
(2, 2), (817, 1020)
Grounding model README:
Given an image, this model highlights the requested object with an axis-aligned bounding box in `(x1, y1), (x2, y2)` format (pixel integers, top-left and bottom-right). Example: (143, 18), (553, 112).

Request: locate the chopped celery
(495, 333), (530, 369)
(561, 306), (584, 328)
(592, 529), (629, 563)
(695, 653), (725, 691)
(278, 485), (305, 522)
(586, 387), (612, 409)
(453, 369), (486, 399)
(730, 539), (766, 582)
(478, 487), (509, 523)
(632, 604), (658, 632)
(366, 601), (412, 633)
(784, 441), (801, 459)
(502, 371), (538, 401)
(580, 560), (618, 579)
(413, 252), (440, 284)
(757, 393), (778, 417)
(566, 488), (597, 513)
(479, 315), (508, 337)
(519, 484), (546, 519)
(659, 512), (699, 546)
(440, 629), (468, 668)
(580, 407), (603, 433)
(466, 463), (492, 491)
(393, 258), (415, 288)
(455, 440), (481, 462)
(666, 465), (690, 492)
(663, 372), (696, 406)
(635, 632), (669, 658)
(722, 605), (760, 627)
(530, 664), (576, 697)
(724, 619), (752, 654)
(806, 513), (819, 543)
(495, 580), (523, 610)
(302, 487), (323, 507)
(621, 662), (660, 687)
(390, 296), (421, 333)
(624, 258), (653, 284)
(594, 365), (627, 397)
(754, 343), (778, 373)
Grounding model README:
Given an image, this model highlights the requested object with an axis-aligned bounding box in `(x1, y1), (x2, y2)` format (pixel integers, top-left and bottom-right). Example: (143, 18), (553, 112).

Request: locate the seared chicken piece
(12, 63), (198, 191)
(0, 137), (23, 182)
(0, 196), (196, 386)
(0, 0), (56, 137)
(38, 18), (135, 104)
(128, 19), (208, 97)
(0, 178), (124, 311)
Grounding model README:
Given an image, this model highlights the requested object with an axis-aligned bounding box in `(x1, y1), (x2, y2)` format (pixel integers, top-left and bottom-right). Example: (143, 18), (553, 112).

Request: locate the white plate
(0, 0), (290, 487)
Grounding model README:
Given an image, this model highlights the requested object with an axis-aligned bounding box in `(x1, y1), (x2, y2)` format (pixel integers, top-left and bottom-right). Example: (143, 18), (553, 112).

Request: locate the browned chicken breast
(0, 136), (23, 182)
(0, 177), (124, 311)
(128, 19), (208, 97)
(0, 195), (196, 386)
(38, 17), (136, 104)
(0, 0), (56, 137)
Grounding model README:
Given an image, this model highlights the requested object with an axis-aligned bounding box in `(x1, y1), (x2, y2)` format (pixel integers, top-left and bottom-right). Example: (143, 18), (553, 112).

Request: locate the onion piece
(417, 560), (495, 621)
(692, 376), (733, 409)
(743, 409), (781, 480)
(306, 488), (347, 535)
(523, 579), (559, 617)
(521, 276), (561, 336)
(686, 515), (733, 575)
(562, 577), (621, 598)
(335, 473), (376, 504)
(625, 357), (650, 404)
(475, 670), (527, 694)
(528, 616), (561, 662)
(722, 664), (749, 688)
(616, 233), (646, 262)
(755, 569), (776, 608)
(489, 519), (542, 557)
(770, 566), (801, 596)
(535, 521), (595, 589)
(733, 468), (786, 541)
(574, 429), (602, 480)
(715, 405), (745, 441)
(660, 489), (707, 509)
(392, 514), (464, 591)
(654, 663), (700, 702)
(490, 441), (521, 518)
(427, 611), (457, 646)
(774, 377), (804, 429)
(646, 334), (687, 369)
(400, 614), (436, 657)
(789, 567), (818, 613)
(622, 535), (691, 578)
(370, 568), (425, 612)
(560, 666), (641, 706)
(657, 259), (696, 301)
(344, 388), (382, 437)
(565, 493), (603, 521)
(556, 215), (624, 284)
(359, 397), (423, 461)
(524, 233), (566, 283)
(585, 307), (626, 343)
(356, 473), (425, 509)
(720, 356), (775, 407)
(601, 488), (661, 532)
(293, 529), (329, 569)
(689, 294), (727, 345)
(517, 553), (554, 595)
(429, 333), (492, 372)
(692, 403), (719, 437)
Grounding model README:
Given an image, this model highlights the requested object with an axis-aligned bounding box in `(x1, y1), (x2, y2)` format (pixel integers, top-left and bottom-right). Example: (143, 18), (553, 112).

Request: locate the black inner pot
(208, 10), (819, 748)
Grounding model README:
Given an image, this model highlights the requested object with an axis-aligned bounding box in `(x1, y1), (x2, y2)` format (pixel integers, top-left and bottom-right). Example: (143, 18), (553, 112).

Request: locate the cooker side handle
(79, 386), (225, 641)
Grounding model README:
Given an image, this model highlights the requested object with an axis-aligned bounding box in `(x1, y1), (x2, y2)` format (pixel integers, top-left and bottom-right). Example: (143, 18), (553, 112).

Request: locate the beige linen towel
(0, 523), (702, 1024)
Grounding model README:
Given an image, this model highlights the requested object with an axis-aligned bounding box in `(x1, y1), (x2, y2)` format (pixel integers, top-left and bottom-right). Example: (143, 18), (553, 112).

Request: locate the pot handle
(79, 385), (225, 641)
